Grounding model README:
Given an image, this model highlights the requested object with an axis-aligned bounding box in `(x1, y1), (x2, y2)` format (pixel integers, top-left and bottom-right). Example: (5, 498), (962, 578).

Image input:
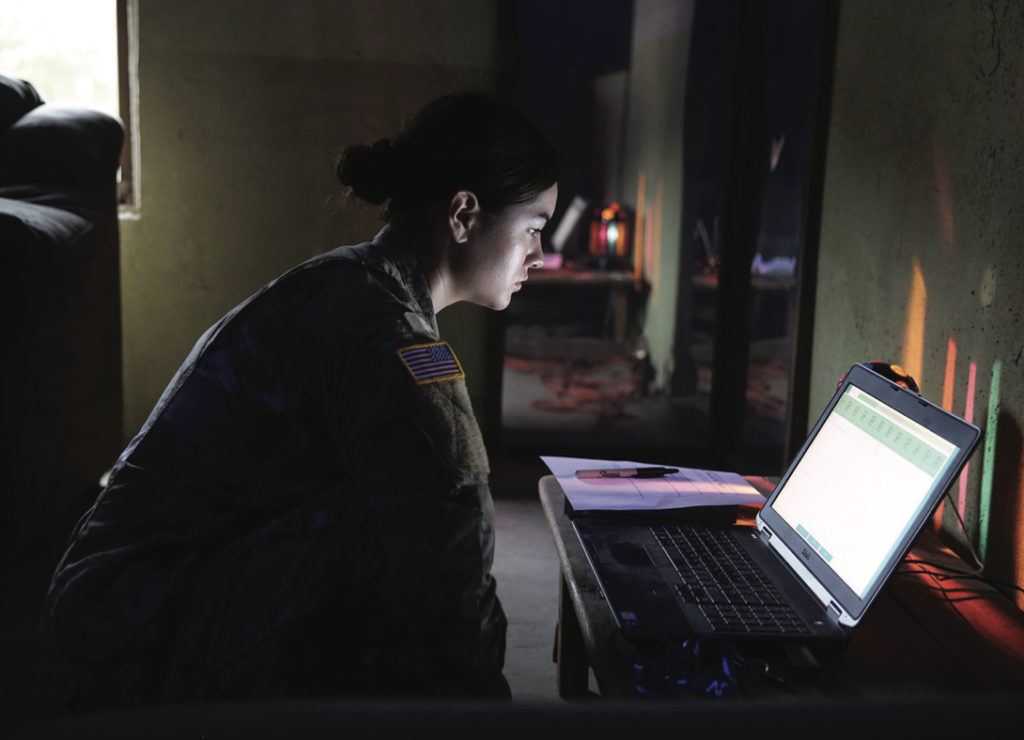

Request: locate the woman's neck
(395, 217), (457, 314)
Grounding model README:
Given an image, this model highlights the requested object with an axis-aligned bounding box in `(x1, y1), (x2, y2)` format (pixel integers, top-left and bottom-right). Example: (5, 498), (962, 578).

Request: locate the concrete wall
(811, 0), (1024, 596)
(622, 0), (694, 387)
(119, 0), (500, 437)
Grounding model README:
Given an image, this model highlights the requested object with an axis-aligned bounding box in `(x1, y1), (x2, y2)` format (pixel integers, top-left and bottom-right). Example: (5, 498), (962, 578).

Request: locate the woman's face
(456, 183), (558, 311)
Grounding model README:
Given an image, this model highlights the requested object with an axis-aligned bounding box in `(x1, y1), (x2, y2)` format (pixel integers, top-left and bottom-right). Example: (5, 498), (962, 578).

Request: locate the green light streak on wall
(978, 359), (1001, 562)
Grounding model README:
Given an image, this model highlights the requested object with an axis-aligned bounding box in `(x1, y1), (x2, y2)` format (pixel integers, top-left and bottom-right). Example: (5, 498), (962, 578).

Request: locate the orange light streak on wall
(634, 171), (646, 280)
(933, 337), (958, 531)
(901, 257), (927, 388)
(941, 338), (957, 411)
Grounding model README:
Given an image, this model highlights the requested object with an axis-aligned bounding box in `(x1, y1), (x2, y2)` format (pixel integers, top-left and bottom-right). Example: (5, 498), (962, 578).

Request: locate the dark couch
(0, 74), (124, 661)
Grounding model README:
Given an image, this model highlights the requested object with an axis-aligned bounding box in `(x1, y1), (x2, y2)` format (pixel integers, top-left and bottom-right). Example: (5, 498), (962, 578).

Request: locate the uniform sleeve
(330, 325), (507, 696)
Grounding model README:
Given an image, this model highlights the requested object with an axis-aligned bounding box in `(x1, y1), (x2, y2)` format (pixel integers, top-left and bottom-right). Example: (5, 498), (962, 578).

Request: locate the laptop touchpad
(607, 542), (656, 568)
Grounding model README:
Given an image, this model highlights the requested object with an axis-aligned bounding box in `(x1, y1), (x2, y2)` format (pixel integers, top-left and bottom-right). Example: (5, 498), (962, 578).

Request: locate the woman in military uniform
(42, 92), (559, 708)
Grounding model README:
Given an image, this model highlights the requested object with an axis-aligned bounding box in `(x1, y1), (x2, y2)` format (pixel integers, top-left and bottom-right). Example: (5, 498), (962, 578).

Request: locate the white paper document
(541, 456), (765, 512)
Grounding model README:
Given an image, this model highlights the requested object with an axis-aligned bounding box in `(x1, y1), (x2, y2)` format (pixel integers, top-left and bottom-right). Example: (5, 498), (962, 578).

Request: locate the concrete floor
(491, 496), (563, 703)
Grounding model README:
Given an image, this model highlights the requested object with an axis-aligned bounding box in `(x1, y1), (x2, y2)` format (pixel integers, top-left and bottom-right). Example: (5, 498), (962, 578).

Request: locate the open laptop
(572, 363), (981, 645)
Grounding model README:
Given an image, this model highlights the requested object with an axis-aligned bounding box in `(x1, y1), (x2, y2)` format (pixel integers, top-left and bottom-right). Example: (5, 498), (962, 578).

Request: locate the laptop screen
(771, 384), (961, 598)
(757, 363), (980, 626)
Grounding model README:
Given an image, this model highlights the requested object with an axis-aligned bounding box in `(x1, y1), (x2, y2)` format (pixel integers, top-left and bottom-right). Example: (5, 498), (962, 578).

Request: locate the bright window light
(0, 0), (118, 119)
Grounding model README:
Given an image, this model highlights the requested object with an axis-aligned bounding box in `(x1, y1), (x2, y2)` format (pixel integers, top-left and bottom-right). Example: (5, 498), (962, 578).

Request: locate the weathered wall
(120, 0), (500, 437)
(811, 0), (1024, 596)
(623, 0), (694, 386)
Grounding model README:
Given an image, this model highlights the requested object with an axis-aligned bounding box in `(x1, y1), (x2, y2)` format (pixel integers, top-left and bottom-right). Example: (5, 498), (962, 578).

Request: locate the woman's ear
(448, 190), (480, 244)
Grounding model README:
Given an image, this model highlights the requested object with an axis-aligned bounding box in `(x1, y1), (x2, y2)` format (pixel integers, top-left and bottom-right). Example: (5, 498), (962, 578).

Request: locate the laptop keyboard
(651, 524), (812, 635)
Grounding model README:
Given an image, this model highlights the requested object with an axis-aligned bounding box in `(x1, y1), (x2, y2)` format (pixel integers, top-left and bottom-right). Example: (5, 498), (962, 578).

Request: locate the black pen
(575, 466), (679, 479)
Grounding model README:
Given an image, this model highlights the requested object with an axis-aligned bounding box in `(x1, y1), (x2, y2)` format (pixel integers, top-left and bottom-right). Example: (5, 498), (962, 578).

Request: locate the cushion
(0, 105), (124, 191)
(0, 196), (93, 267)
(0, 74), (44, 130)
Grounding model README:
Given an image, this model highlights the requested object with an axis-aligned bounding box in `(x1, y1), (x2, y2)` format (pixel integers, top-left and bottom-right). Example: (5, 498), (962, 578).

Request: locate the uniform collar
(369, 224), (437, 325)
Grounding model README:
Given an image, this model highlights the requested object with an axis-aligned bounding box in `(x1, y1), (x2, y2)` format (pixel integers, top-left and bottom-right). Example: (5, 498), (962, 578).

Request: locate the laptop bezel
(755, 363), (981, 626)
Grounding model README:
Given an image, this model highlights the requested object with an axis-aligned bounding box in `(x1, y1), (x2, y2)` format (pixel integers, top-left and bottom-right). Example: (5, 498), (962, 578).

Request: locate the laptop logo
(801, 548), (812, 561)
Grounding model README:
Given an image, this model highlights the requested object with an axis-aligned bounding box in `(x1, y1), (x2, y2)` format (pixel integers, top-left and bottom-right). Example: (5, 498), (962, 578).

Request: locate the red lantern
(588, 203), (633, 268)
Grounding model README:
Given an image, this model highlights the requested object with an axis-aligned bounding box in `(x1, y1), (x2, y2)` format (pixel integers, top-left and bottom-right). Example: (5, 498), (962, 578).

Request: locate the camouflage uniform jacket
(42, 226), (507, 706)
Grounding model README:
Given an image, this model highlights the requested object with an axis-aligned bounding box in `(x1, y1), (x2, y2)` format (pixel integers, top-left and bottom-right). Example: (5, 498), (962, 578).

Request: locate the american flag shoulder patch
(397, 341), (465, 384)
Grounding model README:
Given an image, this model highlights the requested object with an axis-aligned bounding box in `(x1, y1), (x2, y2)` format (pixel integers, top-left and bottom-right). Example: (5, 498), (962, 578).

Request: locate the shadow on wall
(987, 410), (1023, 609)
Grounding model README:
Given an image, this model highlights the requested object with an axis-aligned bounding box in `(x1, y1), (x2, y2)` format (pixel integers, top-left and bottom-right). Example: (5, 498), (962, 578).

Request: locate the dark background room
(2, 0), (1023, 733)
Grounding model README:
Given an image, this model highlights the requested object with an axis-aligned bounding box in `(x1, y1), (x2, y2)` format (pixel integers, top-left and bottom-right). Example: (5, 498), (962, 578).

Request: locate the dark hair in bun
(337, 92), (559, 225)
(336, 138), (397, 206)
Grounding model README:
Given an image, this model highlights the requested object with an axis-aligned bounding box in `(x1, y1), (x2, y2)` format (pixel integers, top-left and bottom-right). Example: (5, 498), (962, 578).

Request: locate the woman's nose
(527, 243), (545, 269)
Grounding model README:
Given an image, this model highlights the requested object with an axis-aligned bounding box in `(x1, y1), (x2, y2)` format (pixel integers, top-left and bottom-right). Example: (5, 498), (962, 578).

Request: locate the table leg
(555, 572), (590, 697)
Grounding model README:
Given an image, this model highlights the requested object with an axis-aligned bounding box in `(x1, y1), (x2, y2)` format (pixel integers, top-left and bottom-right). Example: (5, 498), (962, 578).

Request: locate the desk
(539, 475), (1024, 701)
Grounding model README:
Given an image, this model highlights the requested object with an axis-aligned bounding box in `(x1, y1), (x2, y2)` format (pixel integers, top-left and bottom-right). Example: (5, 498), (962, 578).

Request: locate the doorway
(497, 0), (837, 475)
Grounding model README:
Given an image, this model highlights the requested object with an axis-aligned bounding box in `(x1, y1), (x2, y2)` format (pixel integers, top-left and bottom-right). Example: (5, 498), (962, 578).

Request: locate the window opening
(0, 0), (137, 208)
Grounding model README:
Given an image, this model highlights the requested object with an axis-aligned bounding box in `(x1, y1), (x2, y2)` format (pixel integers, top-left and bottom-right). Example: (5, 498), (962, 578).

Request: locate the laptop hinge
(827, 600), (843, 620)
